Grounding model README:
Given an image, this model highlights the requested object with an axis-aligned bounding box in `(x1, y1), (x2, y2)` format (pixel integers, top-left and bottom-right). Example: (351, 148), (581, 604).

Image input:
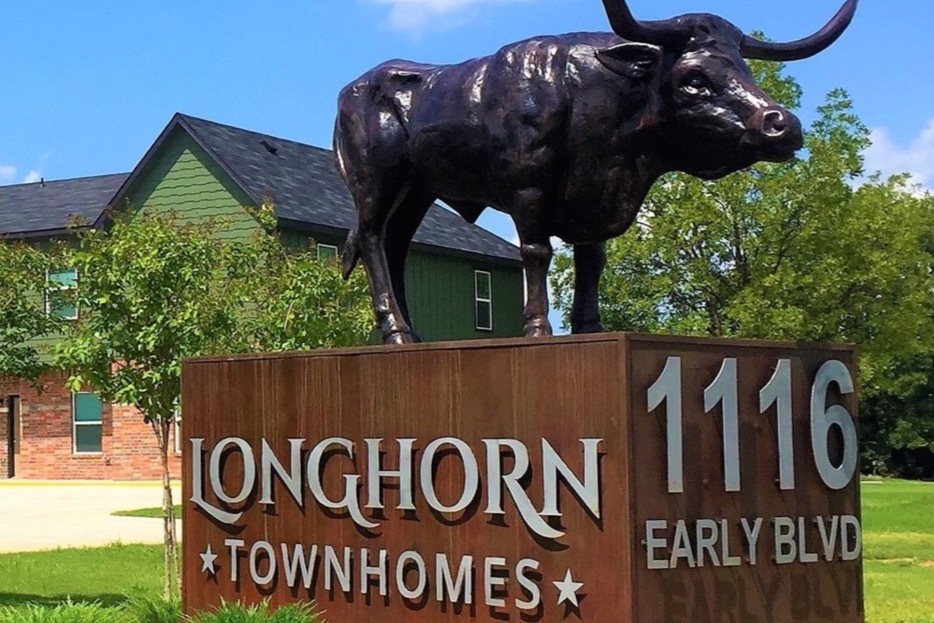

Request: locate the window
(46, 268), (78, 320)
(475, 270), (493, 331)
(73, 392), (103, 454)
(174, 410), (182, 456)
(317, 243), (339, 262)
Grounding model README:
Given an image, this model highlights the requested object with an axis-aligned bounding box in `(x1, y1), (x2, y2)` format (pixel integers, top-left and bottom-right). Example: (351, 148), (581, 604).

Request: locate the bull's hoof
(384, 330), (420, 345)
(523, 318), (553, 338)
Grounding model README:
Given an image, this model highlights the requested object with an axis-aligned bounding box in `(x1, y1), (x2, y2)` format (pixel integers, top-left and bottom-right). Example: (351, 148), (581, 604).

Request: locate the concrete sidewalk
(0, 480), (182, 553)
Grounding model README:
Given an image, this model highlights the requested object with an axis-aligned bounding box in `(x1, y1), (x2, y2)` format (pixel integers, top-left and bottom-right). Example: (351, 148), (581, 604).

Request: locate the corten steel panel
(628, 335), (863, 623)
(183, 335), (628, 621)
(182, 334), (862, 622)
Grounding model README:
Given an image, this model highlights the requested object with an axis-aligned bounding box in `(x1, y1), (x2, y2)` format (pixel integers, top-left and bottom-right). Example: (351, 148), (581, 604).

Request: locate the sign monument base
(182, 333), (864, 622)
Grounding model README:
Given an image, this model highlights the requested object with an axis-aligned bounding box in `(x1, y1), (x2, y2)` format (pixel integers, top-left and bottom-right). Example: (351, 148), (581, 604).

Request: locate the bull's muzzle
(746, 107), (804, 159)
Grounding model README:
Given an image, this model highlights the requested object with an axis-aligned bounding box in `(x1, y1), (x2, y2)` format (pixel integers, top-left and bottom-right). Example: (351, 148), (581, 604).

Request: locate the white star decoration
(553, 568), (584, 607)
(200, 543), (218, 575)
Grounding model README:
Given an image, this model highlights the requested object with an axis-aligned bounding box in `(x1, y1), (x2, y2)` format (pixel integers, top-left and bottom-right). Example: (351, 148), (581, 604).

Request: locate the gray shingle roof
(0, 173), (128, 237)
(1, 114), (520, 264)
(176, 114), (521, 263)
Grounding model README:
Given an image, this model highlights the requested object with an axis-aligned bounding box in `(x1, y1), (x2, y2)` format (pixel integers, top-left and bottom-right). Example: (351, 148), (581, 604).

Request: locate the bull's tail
(333, 114), (361, 281)
(341, 229), (361, 280)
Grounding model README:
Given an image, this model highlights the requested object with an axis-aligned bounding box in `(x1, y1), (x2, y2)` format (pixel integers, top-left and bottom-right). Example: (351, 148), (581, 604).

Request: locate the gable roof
(0, 173), (128, 238)
(112, 113), (521, 264)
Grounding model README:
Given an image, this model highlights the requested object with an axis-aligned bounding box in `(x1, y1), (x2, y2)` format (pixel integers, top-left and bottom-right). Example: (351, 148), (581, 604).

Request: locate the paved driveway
(0, 481), (182, 553)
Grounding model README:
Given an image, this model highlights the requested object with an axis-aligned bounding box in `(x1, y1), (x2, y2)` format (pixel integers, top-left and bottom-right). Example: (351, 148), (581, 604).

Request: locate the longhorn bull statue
(335, 0), (858, 344)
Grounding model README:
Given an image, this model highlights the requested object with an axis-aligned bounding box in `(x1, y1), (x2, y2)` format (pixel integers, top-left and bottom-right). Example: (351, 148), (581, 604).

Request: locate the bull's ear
(596, 42), (662, 80)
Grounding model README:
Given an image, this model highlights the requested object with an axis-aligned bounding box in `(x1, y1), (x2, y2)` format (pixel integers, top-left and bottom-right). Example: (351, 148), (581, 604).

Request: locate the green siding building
(2, 113), (525, 342)
(0, 113), (524, 480)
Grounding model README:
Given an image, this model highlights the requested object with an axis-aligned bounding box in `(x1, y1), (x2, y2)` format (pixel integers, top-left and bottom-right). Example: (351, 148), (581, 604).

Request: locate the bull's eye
(682, 74), (712, 97)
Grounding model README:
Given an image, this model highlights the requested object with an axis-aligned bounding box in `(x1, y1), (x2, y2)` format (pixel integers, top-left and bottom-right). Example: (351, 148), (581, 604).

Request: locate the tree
(551, 62), (934, 400)
(233, 211), (373, 352)
(0, 240), (63, 386)
(54, 211), (372, 597)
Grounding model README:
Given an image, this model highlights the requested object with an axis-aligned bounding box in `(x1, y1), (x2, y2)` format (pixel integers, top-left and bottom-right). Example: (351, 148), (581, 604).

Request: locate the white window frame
(474, 270), (493, 331)
(45, 267), (79, 321)
(72, 392), (103, 455)
(174, 410), (182, 456)
(317, 243), (339, 261)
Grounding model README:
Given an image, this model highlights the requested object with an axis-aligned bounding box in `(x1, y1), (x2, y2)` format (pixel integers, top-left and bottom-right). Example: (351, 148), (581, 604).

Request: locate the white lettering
(841, 515), (862, 561)
(366, 438), (416, 510)
(307, 438), (378, 530)
(436, 553), (473, 604)
(515, 559), (541, 610)
(210, 437), (255, 504)
(695, 519), (721, 567)
(396, 551), (427, 600)
(817, 516), (840, 562)
(798, 516), (818, 563)
(191, 438), (242, 524)
(281, 543), (318, 589)
(669, 520), (696, 568)
(259, 439), (304, 507)
(421, 438), (479, 514)
(484, 557), (507, 608)
(249, 541), (277, 585)
(741, 517), (764, 565)
(720, 519), (742, 567)
(360, 548), (388, 596)
(541, 438), (602, 519)
(324, 545), (352, 593)
(484, 439), (563, 539)
(225, 538), (245, 582)
(774, 516), (796, 564)
(645, 520), (670, 569)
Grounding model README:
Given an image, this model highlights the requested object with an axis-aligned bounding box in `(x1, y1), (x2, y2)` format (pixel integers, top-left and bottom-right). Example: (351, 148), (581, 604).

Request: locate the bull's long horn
(741, 0), (858, 61)
(600, 0), (686, 45)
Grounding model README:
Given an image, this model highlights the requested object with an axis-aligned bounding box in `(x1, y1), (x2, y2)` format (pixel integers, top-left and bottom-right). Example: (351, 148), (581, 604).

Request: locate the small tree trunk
(153, 418), (179, 599)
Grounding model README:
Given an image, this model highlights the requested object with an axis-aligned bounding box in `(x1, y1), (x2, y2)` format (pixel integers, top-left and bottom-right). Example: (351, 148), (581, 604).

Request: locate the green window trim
(73, 392), (103, 454)
(46, 267), (79, 321)
(475, 270), (493, 331)
(317, 243), (339, 262)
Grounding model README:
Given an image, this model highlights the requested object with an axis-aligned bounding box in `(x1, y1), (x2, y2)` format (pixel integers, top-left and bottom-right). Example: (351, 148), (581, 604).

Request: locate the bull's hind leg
(349, 187), (420, 345)
(385, 190), (435, 339)
(336, 94), (421, 344)
(338, 164), (417, 344)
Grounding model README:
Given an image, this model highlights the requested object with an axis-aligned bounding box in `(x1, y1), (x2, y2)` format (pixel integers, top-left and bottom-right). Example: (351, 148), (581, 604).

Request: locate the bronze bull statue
(335, 0), (858, 344)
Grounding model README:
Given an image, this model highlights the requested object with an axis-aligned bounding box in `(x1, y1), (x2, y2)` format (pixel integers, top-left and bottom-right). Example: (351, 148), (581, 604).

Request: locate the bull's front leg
(519, 239), (554, 338)
(570, 241), (606, 334)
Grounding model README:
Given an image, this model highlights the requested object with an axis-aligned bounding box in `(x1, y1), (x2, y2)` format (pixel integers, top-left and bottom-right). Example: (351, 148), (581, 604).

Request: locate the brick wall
(0, 373), (181, 480)
(0, 399), (7, 478)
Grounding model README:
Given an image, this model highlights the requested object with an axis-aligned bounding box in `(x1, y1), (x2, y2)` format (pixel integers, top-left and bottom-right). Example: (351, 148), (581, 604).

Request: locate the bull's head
(597, 0), (857, 179)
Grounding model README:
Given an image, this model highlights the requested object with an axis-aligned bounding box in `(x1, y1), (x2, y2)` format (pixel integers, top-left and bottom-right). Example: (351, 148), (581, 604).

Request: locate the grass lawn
(112, 506), (182, 519)
(0, 543), (162, 608)
(862, 480), (934, 623)
(1, 481), (932, 622)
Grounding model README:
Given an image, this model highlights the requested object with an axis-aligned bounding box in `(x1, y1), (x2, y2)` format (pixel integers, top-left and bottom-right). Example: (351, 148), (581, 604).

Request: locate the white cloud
(0, 166), (44, 185)
(864, 118), (934, 194)
(371, 0), (534, 32)
(0, 165), (16, 184)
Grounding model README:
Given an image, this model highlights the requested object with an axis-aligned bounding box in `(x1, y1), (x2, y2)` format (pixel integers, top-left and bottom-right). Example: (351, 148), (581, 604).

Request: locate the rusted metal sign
(182, 334), (863, 622)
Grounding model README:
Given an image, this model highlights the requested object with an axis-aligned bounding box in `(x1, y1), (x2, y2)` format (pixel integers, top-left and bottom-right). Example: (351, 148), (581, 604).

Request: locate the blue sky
(2, 1), (931, 327)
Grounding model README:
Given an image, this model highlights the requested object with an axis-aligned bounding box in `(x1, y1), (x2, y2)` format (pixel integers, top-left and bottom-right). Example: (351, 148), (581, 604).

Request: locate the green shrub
(0, 600), (130, 623)
(0, 599), (320, 623)
(124, 593), (182, 623)
(188, 601), (321, 623)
